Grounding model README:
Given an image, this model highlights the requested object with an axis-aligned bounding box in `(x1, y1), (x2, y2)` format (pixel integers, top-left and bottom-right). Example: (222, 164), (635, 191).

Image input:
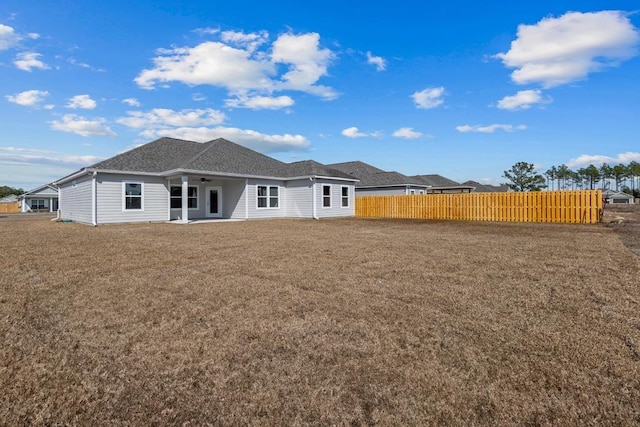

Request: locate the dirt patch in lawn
(1, 216), (639, 425)
(603, 203), (640, 258)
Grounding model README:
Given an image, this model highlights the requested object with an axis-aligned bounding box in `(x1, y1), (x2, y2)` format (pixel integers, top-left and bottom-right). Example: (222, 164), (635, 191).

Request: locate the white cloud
(566, 152), (640, 168)
(6, 89), (49, 106)
(140, 126), (310, 153)
(135, 30), (337, 101)
(0, 146), (102, 167)
(366, 51), (386, 71)
(220, 30), (269, 53)
(392, 127), (424, 139)
(456, 124), (527, 133)
(116, 107), (307, 153)
(496, 89), (552, 110)
(341, 126), (382, 138)
(496, 11), (640, 87)
(412, 87), (445, 109)
(50, 114), (117, 137)
(271, 32), (336, 98)
(66, 94), (97, 110)
(116, 108), (227, 129)
(122, 98), (141, 107)
(14, 51), (49, 72)
(0, 24), (20, 50)
(225, 94), (294, 110)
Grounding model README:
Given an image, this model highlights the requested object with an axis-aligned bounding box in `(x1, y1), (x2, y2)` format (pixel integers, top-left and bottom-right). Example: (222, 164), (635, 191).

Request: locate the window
(341, 186), (349, 207)
(123, 182), (142, 210)
(418, 190), (425, 194)
(30, 199), (46, 210)
(323, 185), (331, 208)
(257, 185), (279, 209)
(409, 189), (416, 195)
(170, 186), (198, 209)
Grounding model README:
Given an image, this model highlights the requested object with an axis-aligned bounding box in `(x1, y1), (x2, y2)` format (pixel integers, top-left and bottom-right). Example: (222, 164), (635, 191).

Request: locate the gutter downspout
(311, 177), (318, 219)
(91, 171), (97, 226)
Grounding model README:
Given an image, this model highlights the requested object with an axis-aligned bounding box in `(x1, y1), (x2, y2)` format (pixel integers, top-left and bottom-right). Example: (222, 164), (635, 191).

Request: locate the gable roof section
(327, 161), (427, 188)
(21, 183), (58, 196)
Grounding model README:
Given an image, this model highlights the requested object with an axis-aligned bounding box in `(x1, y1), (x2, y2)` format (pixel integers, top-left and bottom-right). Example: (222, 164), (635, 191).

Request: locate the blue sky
(1, 1), (639, 190)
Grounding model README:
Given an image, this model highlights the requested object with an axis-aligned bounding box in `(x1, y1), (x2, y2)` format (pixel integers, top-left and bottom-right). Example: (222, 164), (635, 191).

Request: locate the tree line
(502, 161), (640, 195)
(0, 185), (24, 198)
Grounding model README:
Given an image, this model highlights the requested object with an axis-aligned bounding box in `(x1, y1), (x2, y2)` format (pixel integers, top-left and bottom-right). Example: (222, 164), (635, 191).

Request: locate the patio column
(181, 175), (189, 223)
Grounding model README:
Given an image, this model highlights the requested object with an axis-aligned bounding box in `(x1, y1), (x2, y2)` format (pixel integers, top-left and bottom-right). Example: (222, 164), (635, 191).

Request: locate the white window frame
(257, 185), (280, 209)
(170, 185), (199, 210)
(409, 189), (416, 195)
(341, 186), (350, 208)
(322, 184), (331, 208)
(122, 181), (144, 211)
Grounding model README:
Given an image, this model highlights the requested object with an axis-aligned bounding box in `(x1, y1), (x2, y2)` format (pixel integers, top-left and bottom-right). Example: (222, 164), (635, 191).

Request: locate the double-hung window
(30, 199), (46, 210)
(257, 185), (279, 208)
(170, 186), (198, 209)
(123, 182), (142, 210)
(341, 186), (349, 207)
(322, 185), (331, 208)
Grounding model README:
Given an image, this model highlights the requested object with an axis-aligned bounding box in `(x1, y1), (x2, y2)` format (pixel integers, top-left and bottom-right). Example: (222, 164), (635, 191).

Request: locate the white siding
(59, 175), (93, 224)
(315, 179), (355, 218)
(225, 179), (247, 219)
(356, 187), (409, 196)
(246, 179), (287, 219)
(96, 174), (168, 224)
(285, 179), (313, 218)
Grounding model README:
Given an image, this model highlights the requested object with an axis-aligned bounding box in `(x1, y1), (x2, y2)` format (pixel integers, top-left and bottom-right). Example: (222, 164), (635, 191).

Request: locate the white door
(206, 186), (222, 218)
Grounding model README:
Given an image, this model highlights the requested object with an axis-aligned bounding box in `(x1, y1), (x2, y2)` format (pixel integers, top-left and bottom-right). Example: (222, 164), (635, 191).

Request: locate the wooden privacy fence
(0, 202), (20, 214)
(355, 190), (603, 224)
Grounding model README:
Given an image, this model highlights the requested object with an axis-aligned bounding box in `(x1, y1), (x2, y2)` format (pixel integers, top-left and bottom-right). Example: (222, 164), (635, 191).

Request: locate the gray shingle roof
(85, 137), (354, 180)
(286, 160), (355, 180)
(411, 174), (462, 187)
(462, 180), (506, 193)
(327, 161), (427, 188)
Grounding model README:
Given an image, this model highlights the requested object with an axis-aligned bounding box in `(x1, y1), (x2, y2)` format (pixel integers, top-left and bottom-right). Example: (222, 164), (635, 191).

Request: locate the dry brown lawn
(1, 210), (639, 425)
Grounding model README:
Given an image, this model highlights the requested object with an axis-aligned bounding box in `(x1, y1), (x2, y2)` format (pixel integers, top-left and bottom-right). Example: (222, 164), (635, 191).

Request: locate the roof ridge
(179, 138), (220, 168)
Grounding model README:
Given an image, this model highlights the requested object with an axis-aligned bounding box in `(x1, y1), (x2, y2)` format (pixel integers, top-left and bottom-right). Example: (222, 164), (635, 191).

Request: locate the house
(602, 190), (635, 204)
(54, 137), (358, 225)
(410, 174), (476, 193)
(19, 183), (59, 212)
(327, 161), (431, 195)
(461, 180), (508, 193)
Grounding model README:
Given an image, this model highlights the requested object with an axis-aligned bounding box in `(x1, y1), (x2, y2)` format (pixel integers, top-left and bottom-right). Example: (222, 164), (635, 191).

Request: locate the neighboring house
(602, 190), (635, 204)
(410, 174), (476, 193)
(19, 184), (59, 212)
(327, 161), (431, 196)
(54, 137), (357, 225)
(461, 180), (508, 193)
(0, 194), (20, 214)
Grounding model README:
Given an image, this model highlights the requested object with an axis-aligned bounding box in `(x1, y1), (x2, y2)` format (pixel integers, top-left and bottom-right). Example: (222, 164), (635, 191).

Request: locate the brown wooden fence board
(0, 202), (20, 214)
(355, 190), (603, 224)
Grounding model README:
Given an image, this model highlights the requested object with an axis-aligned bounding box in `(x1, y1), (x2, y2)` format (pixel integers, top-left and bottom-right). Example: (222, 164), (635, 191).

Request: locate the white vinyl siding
(284, 179), (313, 217)
(59, 175), (93, 224)
(97, 175), (168, 224)
(245, 179), (287, 219)
(314, 179), (355, 218)
(355, 187), (412, 196)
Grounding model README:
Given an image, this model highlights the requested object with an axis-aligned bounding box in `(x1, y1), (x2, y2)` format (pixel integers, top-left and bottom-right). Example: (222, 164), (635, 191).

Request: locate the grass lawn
(1, 212), (639, 425)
